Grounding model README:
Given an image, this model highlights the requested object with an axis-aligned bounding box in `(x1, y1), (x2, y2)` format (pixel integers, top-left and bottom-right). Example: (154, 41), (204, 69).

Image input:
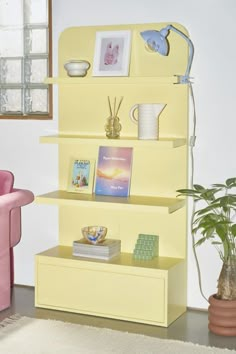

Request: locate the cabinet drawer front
(36, 263), (166, 324)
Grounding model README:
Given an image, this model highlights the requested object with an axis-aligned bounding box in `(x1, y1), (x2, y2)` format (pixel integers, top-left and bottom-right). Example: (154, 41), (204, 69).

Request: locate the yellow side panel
(167, 261), (187, 325)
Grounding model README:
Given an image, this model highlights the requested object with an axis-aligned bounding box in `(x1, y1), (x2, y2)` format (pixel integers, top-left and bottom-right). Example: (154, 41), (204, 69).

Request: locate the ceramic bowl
(64, 60), (90, 77)
(81, 226), (107, 244)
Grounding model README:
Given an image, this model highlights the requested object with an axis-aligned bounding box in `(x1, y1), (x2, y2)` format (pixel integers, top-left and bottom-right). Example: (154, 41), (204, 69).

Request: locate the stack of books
(73, 238), (121, 260)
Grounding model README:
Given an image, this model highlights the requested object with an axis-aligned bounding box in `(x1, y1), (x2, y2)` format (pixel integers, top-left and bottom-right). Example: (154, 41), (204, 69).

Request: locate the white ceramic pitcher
(129, 103), (166, 140)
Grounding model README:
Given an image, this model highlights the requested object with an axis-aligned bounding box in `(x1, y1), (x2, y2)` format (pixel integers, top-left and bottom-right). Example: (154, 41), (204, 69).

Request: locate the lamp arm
(166, 25), (194, 83)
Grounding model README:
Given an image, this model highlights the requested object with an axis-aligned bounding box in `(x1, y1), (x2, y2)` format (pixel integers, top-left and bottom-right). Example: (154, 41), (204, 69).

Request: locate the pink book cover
(95, 146), (133, 197)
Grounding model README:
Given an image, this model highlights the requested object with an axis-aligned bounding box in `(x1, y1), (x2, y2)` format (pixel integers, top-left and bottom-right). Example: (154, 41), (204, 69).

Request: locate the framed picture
(92, 30), (131, 77)
(67, 158), (95, 194)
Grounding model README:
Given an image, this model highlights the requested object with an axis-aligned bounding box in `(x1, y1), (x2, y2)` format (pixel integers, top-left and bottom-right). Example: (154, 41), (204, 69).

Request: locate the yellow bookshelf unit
(35, 22), (189, 327)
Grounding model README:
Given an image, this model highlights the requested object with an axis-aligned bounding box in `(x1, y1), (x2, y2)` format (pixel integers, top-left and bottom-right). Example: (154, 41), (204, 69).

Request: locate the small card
(67, 158), (95, 194)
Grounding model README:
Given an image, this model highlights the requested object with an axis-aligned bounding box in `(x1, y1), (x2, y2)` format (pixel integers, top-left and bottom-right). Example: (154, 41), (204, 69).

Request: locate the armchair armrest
(0, 188), (34, 212)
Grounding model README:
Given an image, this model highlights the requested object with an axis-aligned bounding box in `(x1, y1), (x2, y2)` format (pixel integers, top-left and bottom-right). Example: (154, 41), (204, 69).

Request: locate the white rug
(0, 315), (235, 354)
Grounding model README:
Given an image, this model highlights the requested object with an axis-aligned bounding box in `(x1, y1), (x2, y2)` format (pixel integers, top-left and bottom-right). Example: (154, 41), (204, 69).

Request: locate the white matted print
(92, 30), (131, 77)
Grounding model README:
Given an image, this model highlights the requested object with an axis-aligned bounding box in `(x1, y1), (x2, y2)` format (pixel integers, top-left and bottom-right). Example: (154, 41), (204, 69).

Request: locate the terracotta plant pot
(208, 295), (236, 336)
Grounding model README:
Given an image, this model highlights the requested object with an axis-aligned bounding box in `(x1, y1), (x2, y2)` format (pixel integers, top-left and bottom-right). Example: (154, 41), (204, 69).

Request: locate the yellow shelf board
(39, 135), (186, 148)
(45, 76), (180, 85)
(36, 190), (185, 214)
(37, 245), (185, 271)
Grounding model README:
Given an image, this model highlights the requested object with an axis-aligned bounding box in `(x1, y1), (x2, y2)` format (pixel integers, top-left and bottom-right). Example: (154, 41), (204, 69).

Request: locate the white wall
(1, 0), (235, 310)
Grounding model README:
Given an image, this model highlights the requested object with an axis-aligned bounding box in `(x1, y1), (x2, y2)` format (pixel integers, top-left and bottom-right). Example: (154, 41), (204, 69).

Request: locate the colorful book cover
(95, 146), (133, 197)
(67, 158), (95, 194)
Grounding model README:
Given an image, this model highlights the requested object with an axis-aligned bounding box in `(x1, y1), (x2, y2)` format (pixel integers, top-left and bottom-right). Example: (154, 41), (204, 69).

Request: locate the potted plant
(177, 177), (236, 336)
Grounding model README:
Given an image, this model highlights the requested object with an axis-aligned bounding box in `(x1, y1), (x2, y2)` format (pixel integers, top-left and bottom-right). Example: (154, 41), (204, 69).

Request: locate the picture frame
(67, 158), (95, 194)
(92, 30), (131, 77)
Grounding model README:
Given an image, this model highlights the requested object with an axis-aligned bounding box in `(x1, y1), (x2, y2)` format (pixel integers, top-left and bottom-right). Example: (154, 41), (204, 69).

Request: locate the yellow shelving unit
(35, 22), (189, 327)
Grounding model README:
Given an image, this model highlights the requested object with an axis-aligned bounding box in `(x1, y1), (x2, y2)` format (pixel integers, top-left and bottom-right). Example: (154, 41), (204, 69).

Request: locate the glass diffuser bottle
(105, 96), (123, 139)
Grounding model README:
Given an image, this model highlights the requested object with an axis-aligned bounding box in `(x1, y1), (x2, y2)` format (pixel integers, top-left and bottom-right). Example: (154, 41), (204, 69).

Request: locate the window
(0, 0), (52, 119)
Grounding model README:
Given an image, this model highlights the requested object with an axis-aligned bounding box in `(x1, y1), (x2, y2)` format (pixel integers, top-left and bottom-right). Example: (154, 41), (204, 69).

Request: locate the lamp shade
(140, 30), (169, 55)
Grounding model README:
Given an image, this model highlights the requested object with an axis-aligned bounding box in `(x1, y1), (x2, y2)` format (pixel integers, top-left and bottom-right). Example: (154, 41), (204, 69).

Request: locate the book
(67, 158), (95, 194)
(95, 146), (133, 197)
(73, 238), (121, 260)
(72, 251), (120, 260)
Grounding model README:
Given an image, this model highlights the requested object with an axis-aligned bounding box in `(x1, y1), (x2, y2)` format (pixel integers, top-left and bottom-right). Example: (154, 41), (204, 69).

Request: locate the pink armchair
(0, 170), (34, 311)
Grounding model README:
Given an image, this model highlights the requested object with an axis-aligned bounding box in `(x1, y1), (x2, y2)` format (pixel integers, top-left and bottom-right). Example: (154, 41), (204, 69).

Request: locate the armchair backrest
(0, 170), (14, 195)
(0, 170), (21, 247)
(0, 170), (34, 310)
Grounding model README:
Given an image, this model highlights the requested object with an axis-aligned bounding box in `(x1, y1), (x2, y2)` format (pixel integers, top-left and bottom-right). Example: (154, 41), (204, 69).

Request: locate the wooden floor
(0, 285), (236, 351)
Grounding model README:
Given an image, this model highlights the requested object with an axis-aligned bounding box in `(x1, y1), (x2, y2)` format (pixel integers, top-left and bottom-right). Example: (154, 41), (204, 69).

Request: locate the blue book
(95, 146), (133, 197)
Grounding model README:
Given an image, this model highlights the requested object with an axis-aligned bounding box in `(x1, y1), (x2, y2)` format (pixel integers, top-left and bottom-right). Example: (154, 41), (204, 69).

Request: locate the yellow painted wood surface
(35, 247), (186, 326)
(40, 135), (187, 148)
(36, 190), (185, 213)
(35, 22), (189, 326)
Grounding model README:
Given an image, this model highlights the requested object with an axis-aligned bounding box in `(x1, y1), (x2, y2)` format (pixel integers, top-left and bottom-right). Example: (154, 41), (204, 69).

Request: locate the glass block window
(0, 0), (52, 119)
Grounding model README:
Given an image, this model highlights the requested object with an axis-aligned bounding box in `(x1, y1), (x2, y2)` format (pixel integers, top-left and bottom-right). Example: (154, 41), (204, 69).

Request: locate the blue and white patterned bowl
(81, 226), (107, 244)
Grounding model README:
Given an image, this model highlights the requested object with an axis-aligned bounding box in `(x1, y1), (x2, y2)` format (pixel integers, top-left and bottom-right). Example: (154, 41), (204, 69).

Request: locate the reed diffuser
(105, 96), (123, 139)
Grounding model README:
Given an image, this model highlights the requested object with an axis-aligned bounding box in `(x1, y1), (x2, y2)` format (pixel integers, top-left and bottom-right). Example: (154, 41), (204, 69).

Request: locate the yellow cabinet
(35, 247), (186, 326)
(35, 22), (189, 327)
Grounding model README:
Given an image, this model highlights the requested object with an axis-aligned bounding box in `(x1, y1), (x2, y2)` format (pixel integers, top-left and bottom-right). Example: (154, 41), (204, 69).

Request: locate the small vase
(208, 294), (236, 336)
(105, 116), (122, 139)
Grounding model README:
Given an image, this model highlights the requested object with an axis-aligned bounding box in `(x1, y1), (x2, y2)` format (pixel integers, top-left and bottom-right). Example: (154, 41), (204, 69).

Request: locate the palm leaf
(231, 224), (236, 237)
(226, 177), (236, 187)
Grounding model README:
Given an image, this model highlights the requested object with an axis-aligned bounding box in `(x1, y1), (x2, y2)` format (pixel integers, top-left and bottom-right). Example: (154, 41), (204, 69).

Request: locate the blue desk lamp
(141, 24), (207, 301)
(140, 25), (194, 84)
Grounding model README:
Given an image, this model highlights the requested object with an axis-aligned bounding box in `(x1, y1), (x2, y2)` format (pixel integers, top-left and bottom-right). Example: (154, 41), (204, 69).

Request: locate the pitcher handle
(129, 104), (138, 124)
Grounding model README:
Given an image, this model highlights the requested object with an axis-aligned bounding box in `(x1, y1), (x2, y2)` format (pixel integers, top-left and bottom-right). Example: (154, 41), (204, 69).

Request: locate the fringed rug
(0, 315), (235, 354)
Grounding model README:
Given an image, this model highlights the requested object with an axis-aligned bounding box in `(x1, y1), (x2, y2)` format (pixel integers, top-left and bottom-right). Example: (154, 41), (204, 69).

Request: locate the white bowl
(64, 60), (90, 77)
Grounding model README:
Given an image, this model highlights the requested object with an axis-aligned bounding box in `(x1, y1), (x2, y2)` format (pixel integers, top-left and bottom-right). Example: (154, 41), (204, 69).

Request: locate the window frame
(0, 0), (53, 120)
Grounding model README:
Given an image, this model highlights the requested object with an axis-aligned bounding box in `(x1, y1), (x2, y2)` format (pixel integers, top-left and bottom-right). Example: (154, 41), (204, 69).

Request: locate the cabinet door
(36, 262), (166, 325)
